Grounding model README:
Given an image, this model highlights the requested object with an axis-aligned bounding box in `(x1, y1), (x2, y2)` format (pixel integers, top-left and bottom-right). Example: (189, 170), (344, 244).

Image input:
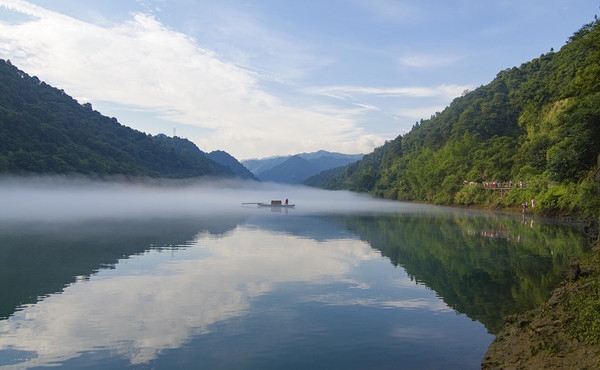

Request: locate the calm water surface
(0, 185), (589, 369)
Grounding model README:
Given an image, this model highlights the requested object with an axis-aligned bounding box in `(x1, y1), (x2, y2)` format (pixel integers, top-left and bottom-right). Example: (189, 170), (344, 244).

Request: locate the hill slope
(308, 19), (600, 217)
(0, 59), (235, 178)
(207, 150), (257, 180)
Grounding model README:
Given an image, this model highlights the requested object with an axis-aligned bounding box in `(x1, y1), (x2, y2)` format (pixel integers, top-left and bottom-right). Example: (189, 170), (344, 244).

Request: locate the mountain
(301, 150), (365, 172)
(0, 59), (246, 179)
(207, 150), (257, 180)
(242, 156), (290, 175)
(258, 155), (319, 183)
(242, 150), (364, 183)
(307, 19), (600, 217)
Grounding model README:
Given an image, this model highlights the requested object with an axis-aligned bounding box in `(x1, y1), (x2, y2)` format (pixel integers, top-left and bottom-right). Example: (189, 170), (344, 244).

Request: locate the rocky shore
(482, 229), (600, 369)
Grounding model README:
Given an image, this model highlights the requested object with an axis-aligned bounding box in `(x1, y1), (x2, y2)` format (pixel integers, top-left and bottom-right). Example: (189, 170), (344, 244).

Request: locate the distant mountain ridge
(242, 150), (364, 184)
(0, 59), (251, 179)
(258, 155), (319, 183)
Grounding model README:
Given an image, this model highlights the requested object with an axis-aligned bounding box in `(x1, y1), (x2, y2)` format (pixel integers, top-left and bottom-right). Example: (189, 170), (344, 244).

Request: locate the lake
(0, 178), (590, 369)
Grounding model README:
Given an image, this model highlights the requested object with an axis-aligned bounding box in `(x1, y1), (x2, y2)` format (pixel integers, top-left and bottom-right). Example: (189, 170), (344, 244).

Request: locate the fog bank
(0, 176), (423, 222)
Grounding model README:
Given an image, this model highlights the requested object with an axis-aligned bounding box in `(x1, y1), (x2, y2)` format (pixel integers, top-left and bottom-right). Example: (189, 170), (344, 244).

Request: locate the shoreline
(438, 200), (600, 367)
(481, 232), (600, 368)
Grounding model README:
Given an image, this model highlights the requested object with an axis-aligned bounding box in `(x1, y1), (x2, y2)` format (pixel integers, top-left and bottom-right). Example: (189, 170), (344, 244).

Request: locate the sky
(0, 1), (597, 160)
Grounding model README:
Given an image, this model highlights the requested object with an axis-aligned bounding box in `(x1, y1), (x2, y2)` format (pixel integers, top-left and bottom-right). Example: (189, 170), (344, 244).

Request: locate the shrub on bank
(454, 176), (599, 219)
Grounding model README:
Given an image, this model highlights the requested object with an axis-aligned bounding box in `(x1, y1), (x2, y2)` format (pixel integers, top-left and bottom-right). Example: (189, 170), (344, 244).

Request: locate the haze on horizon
(0, 175), (435, 223)
(0, 0), (597, 160)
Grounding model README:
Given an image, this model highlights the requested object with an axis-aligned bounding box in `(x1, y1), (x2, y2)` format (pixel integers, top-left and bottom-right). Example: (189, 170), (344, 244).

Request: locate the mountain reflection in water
(0, 183), (589, 369)
(328, 212), (587, 334)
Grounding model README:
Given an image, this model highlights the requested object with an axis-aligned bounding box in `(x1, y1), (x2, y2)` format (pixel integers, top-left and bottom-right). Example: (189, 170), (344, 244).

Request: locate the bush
(454, 184), (484, 206)
(498, 187), (532, 208)
(536, 185), (569, 215)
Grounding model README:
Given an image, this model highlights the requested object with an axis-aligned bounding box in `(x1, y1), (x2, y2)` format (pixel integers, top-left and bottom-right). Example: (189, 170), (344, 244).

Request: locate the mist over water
(0, 176), (589, 369)
(0, 175), (426, 222)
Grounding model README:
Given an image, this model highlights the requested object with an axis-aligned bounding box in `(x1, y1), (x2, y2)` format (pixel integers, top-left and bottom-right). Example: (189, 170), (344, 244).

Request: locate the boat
(243, 200), (295, 208)
(258, 201), (295, 208)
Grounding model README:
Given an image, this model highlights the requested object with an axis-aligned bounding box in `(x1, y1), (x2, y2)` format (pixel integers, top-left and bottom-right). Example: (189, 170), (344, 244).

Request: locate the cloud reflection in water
(0, 222), (450, 367)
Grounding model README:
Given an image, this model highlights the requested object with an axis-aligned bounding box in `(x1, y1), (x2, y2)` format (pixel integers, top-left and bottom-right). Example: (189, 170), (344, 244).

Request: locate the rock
(564, 261), (581, 282)
(482, 252), (600, 369)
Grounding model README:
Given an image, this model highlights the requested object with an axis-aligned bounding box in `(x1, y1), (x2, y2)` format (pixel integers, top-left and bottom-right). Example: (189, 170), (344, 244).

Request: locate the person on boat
(285, 198), (289, 205)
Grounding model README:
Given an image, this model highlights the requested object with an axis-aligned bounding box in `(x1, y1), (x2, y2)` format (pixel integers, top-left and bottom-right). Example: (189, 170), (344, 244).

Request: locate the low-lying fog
(0, 175), (425, 222)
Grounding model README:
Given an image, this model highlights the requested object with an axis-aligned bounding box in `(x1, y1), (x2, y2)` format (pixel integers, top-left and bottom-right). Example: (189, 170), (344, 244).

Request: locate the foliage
(314, 142), (389, 191)
(565, 250), (600, 346)
(307, 19), (600, 218)
(0, 59), (233, 178)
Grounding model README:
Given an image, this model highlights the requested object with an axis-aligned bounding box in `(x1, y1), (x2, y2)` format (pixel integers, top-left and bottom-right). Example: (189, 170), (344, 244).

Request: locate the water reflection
(0, 216), (243, 320)
(0, 206), (589, 369)
(330, 211), (588, 333)
(0, 220), (438, 367)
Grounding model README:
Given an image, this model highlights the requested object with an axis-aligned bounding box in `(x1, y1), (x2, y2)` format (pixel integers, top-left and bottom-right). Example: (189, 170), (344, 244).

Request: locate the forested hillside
(309, 19), (600, 217)
(0, 59), (234, 178)
(207, 150), (257, 180)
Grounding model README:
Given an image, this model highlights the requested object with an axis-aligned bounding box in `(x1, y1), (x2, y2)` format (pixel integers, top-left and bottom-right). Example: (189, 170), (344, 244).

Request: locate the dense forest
(307, 19), (600, 218)
(0, 59), (234, 178)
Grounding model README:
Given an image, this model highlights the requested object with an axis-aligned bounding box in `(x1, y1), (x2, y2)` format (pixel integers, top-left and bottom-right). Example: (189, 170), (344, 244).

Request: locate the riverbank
(481, 232), (600, 369)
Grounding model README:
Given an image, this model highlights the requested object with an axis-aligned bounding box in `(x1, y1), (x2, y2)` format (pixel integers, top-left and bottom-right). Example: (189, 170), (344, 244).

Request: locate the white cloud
(0, 0), (380, 159)
(198, 6), (334, 82)
(301, 84), (470, 140)
(307, 84), (469, 101)
(353, 102), (381, 112)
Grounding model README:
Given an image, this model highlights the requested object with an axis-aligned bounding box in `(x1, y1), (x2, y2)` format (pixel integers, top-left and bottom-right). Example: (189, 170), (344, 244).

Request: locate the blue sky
(0, 0), (597, 160)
